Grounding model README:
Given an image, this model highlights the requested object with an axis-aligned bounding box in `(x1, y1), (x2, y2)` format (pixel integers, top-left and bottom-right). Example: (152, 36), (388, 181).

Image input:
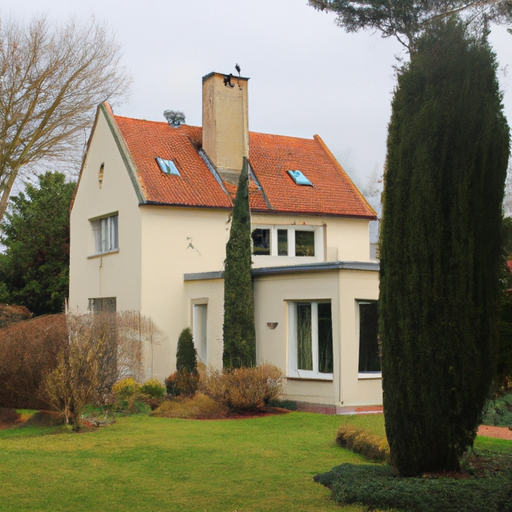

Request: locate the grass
(0, 411), (376, 512)
(0, 411), (509, 512)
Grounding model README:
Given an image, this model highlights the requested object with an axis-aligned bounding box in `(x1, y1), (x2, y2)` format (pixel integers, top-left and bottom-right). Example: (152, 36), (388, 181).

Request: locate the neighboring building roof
(108, 105), (376, 219)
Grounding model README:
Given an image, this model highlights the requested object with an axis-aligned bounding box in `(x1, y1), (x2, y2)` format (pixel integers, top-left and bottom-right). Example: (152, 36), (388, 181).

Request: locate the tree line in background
(0, 171), (75, 316)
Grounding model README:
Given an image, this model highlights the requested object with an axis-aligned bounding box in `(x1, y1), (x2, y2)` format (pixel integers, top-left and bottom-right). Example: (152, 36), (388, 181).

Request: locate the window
(277, 229), (288, 256)
(358, 301), (380, 374)
(295, 230), (315, 257)
(91, 214), (118, 254)
(289, 301), (333, 379)
(88, 297), (117, 313)
(156, 157), (180, 175)
(251, 225), (320, 258)
(287, 170), (313, 186)
(251, 228), (270, 255)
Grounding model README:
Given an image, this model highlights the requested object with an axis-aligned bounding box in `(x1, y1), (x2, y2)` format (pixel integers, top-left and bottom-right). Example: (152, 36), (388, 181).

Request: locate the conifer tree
(176, 327), (197, 374)
(379, 19), (510, 476)
(222, 157), (256, 369)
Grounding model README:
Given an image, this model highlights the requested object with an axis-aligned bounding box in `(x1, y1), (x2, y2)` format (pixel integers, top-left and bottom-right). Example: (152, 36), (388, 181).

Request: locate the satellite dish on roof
(163, 110), (185, 127)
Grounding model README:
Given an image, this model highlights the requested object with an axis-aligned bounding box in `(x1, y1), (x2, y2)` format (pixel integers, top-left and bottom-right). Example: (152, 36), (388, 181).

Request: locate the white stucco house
(69, 71), (382, 412)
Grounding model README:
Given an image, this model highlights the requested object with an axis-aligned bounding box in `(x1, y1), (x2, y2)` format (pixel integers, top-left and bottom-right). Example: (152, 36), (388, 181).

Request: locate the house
(69, 71), (381, 412)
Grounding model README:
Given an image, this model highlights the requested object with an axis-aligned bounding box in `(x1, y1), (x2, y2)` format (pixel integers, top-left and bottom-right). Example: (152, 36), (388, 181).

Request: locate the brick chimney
(202, 72), (249, 184)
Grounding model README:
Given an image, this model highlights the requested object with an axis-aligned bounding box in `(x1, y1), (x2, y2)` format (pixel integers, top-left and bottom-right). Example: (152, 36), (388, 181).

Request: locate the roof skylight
(288, 170), (312, 186)
(156, 157), (180, 175)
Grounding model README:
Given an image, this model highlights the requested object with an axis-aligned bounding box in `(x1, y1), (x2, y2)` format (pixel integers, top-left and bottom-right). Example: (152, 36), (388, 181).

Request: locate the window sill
(358, 372), (382, 380)
(87, 249), (119, 259)
(287, 373), (333, 382)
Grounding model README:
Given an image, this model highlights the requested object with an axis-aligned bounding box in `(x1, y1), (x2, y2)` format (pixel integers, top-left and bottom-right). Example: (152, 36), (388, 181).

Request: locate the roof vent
(163, 110), (185, 127)
(288, 170), (312, 186)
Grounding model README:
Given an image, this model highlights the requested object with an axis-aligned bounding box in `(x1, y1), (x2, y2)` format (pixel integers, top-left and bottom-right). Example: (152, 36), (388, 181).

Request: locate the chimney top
(202, 71), (249, 184)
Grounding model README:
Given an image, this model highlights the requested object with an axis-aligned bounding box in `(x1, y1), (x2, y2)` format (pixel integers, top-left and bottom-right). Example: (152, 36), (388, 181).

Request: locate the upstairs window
(358, 301), (380, 375)
(295, 230), (315, 257)
(251, 225), (318, 258)
(91, 214), (118, 255)
(251, 228), (270, 255)
(277, 229), (288, 256)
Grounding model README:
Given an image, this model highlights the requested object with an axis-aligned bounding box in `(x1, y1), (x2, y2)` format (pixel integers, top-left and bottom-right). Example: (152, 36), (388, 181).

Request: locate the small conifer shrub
(176, 327), (198, 374)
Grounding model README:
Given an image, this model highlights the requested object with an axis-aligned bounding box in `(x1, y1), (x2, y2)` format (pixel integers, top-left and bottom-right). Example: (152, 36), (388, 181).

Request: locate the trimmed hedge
(314, 463), (512, 512)
(335, 424), (390, 462)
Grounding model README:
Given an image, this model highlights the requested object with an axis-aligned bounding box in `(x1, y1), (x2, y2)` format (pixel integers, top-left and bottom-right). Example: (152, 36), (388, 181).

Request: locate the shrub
(0, 304), (31, 328)
(199, 364), (285, 412)
(176, 327), (197, 374)
(0, 314), (68, 409)
(335, 424), (390, 462)
(151, 393), (229, 419)
(45, 316), (111, 430)
(165, 370), (199, 398)
(112, 377), (141, 399)
(314, 463), (512, 512)
(482, 391), (512, 427)
(140, 378), (165, 399)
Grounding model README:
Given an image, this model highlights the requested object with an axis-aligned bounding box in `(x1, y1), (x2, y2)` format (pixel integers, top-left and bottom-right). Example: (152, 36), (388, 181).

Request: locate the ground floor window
(289, 300), (333, 379)
(88, 297), (117, 313)
(358, 301), (380, 375)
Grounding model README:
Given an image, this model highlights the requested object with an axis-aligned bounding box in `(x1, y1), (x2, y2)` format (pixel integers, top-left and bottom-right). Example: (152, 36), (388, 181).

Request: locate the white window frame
(90, 213), (119, 255)
(192, 300), (208, 364)
(357, 300), (382, 380)
(288, 300), (333, 380)
(251, 224), (322, 259)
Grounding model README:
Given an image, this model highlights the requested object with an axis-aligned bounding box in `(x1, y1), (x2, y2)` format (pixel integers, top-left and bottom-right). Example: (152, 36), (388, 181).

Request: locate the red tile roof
(111, 108), (376, 219)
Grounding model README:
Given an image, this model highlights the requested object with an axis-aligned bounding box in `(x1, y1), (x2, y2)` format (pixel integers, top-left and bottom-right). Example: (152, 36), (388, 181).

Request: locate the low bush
(112, 378), (141, 399)
(140, 378), (165, 399)
(111, 377), (162, 413)
(314, 463), (512, 512)
(151, 393), (229, 419)
(165, 370), (199, 397)
(0, 314), (68, 409)
(267, 398), (298, 411)
(482, 391), (512, 427)
(0, 304), (31, 328)
(199, 364), (285, 412)
(335, 424), (390, 462)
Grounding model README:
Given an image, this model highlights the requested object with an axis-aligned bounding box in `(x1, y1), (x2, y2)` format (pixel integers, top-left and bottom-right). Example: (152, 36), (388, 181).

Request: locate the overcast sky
(5, 0), (512, 192)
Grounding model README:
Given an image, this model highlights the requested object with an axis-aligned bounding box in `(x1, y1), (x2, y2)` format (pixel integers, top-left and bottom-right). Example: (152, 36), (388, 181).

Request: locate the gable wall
(69, 110), (143, 314)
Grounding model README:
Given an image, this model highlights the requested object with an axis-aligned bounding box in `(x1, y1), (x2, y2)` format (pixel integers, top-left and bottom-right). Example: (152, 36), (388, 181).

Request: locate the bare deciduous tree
(45, 312), (162, 430)
(0, 14), (131, 221)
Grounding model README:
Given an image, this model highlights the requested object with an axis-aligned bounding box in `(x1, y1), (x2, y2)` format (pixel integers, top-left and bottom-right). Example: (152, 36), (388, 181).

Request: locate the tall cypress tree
(379, 19), (510, 476)
(222, 157), (256, 369)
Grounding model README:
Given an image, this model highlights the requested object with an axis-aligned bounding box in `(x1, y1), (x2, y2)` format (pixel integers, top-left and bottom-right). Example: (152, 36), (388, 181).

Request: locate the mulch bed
(477, 425), (512, 441)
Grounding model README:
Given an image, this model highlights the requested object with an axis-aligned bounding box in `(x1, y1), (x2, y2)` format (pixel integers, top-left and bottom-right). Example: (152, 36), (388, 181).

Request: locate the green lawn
(0, 412), (369, 512)
(0, 412), (509, 512)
